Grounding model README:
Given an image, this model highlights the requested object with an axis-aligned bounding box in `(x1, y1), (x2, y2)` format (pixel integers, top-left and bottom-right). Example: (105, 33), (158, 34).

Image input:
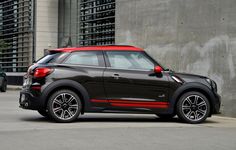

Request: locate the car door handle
(112, 74), (120, 79)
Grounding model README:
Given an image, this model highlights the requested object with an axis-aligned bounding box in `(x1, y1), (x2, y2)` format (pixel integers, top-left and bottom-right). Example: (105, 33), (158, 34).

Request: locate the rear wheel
(47, 89), (82, 123)
(0, 80), (7, 92)
(176, 91), (210, 124)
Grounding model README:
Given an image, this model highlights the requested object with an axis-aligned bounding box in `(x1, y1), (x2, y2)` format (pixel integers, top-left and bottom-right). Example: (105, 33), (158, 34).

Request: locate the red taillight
(31, 86), (41, 91)
(34, 68), (53, 78)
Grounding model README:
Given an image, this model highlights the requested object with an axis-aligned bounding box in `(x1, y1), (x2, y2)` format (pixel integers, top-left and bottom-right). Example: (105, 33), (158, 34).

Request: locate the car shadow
(20, 117), (50, 122)
(76, 116), (219, 124)
(77, 116), (181, 123)
(20, 115), (182, 123)
(20, 115), (219, 124)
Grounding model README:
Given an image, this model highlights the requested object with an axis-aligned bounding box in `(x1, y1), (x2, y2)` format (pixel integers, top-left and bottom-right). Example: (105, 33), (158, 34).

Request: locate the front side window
(106, 51), (154, 70)
(64, 51), (100, 66)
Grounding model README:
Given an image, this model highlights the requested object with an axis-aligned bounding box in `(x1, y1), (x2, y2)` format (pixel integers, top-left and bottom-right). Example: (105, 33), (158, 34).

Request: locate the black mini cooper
(19, 45), (221, 123)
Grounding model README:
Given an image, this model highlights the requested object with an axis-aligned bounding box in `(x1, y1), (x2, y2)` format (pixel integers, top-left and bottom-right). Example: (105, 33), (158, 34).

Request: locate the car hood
(171, 72), (209, 83)
(174, 72), (207, 79)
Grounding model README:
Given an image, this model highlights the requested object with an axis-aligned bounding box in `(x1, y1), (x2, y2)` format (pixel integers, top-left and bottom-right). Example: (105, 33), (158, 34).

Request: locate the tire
(47, 89), (82, 123)
(0, 80), (7, 92)
(176, 91), (210, 124)
(38, 109), (49, 118)
(156, 114), (176, 119)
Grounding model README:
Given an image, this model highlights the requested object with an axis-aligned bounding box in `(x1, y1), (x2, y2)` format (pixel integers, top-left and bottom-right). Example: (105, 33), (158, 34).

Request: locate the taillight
(33, 68), (53, 78)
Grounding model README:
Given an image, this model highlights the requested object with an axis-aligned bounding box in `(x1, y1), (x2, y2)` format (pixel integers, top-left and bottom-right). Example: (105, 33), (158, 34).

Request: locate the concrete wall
(116, 0), (236, 117)
(35, 0), (58, 60)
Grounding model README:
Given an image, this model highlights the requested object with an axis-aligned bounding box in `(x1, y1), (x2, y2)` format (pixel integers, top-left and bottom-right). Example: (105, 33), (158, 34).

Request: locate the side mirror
(154, 66), (163, 74)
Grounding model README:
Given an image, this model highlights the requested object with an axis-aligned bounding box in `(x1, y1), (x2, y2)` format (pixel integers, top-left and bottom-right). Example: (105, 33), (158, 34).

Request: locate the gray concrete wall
(116, 0), (236, 117)
(35, 0), (59, 60)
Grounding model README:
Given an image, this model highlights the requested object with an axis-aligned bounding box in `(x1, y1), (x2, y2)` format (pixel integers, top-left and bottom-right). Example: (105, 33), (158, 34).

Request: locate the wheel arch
(40, 79), (90, 114)
(170, 82), (215, 116)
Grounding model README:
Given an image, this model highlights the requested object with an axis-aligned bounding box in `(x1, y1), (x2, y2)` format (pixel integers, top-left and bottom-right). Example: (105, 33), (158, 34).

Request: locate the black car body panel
(19, 45), (221, 123)
(0, 70), (5, 85)
(0, 67), (7, 91)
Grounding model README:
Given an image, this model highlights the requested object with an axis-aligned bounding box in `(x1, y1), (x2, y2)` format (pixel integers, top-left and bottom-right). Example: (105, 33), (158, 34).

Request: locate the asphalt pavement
(0, 90), (236, 150)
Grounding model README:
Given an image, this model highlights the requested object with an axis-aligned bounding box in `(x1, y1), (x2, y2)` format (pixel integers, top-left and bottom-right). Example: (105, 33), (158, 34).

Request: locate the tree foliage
(0, 39), (8, 51)
(0, 39), (10, 53)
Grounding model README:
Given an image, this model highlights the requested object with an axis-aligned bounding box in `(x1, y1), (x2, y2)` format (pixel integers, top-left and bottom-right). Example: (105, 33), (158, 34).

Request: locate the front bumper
(213, 92), (221, 114)
(19, 90), (43, 110)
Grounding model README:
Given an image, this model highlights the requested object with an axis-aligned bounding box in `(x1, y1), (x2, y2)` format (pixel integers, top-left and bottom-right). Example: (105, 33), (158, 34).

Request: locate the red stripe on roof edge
(50, 45), (143, 52)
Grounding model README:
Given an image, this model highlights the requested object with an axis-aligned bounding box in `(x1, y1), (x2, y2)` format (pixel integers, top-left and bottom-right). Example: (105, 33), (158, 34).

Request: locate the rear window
(36, 52), (63, 64)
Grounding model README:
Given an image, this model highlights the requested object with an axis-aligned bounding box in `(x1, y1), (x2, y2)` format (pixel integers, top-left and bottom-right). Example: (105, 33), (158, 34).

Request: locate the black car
(19, 45), (221, 123)
(0, 66), (7, 92)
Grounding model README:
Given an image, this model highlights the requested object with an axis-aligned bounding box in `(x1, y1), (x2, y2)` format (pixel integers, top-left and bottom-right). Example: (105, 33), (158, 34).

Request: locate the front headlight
(206, 78), (211, 84)
(205, 78), (217, 92)
(211, 80), (217, 92)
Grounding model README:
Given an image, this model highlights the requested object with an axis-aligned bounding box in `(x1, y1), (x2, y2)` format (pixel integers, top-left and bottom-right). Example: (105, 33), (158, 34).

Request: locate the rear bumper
(19, 90), (43, 110)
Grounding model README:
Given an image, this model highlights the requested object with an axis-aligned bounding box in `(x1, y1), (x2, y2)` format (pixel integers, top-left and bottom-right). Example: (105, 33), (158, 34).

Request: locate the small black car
(19, 45), (221, 123)
(0, 66), (7, 92)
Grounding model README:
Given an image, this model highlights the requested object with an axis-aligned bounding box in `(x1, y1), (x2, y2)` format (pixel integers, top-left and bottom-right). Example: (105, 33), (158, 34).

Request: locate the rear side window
(64, 51), (101, 66)
(37, 52), (63, 64)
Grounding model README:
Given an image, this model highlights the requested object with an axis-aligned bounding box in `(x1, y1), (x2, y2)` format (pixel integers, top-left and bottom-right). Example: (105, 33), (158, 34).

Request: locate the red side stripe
(109, 100), (168, 105)
(90, 99), (169, 108)
(111, 103), (169, 108)
(91, 99), (108, 103)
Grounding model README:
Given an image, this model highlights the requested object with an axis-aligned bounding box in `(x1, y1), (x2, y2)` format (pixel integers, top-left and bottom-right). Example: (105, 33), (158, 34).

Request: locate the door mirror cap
(154, 66), (163, 74)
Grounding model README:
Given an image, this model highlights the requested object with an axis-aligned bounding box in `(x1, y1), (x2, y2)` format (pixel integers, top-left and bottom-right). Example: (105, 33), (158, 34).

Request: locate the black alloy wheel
(47, 90), (82, 123)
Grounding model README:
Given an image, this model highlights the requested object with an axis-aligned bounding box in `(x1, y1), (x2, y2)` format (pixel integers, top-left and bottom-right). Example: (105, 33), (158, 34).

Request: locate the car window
(37, 52), (62, 64)
(106, 51), (154, 70)
(64, 51), (100, 66)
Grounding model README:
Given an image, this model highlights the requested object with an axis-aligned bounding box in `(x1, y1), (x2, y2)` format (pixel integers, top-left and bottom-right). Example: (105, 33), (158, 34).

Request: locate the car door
(103, 51), (170, 109)
(61, 51), (108, 107)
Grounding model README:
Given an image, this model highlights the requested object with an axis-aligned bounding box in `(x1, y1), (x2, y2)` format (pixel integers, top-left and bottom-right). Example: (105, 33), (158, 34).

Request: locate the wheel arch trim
(169, 82), (216, 114)
(40, 79), (91, 113)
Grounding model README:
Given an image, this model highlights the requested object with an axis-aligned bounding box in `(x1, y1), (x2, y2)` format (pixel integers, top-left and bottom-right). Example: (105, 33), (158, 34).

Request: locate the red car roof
(50, 45), (143, 52)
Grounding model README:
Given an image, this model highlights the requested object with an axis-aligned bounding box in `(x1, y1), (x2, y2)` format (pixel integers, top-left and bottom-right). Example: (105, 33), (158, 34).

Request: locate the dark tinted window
(37, 53), (63, 64)
(64, 51), (100, 66)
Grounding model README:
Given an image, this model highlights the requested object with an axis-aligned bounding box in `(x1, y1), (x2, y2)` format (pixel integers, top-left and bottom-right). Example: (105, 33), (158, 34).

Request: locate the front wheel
(47, 90), (82, 123)
(176, 91), (210, 124)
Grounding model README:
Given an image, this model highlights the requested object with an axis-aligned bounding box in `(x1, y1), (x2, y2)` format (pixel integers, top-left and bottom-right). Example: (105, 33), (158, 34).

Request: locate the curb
(7, 86), (22, 91)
